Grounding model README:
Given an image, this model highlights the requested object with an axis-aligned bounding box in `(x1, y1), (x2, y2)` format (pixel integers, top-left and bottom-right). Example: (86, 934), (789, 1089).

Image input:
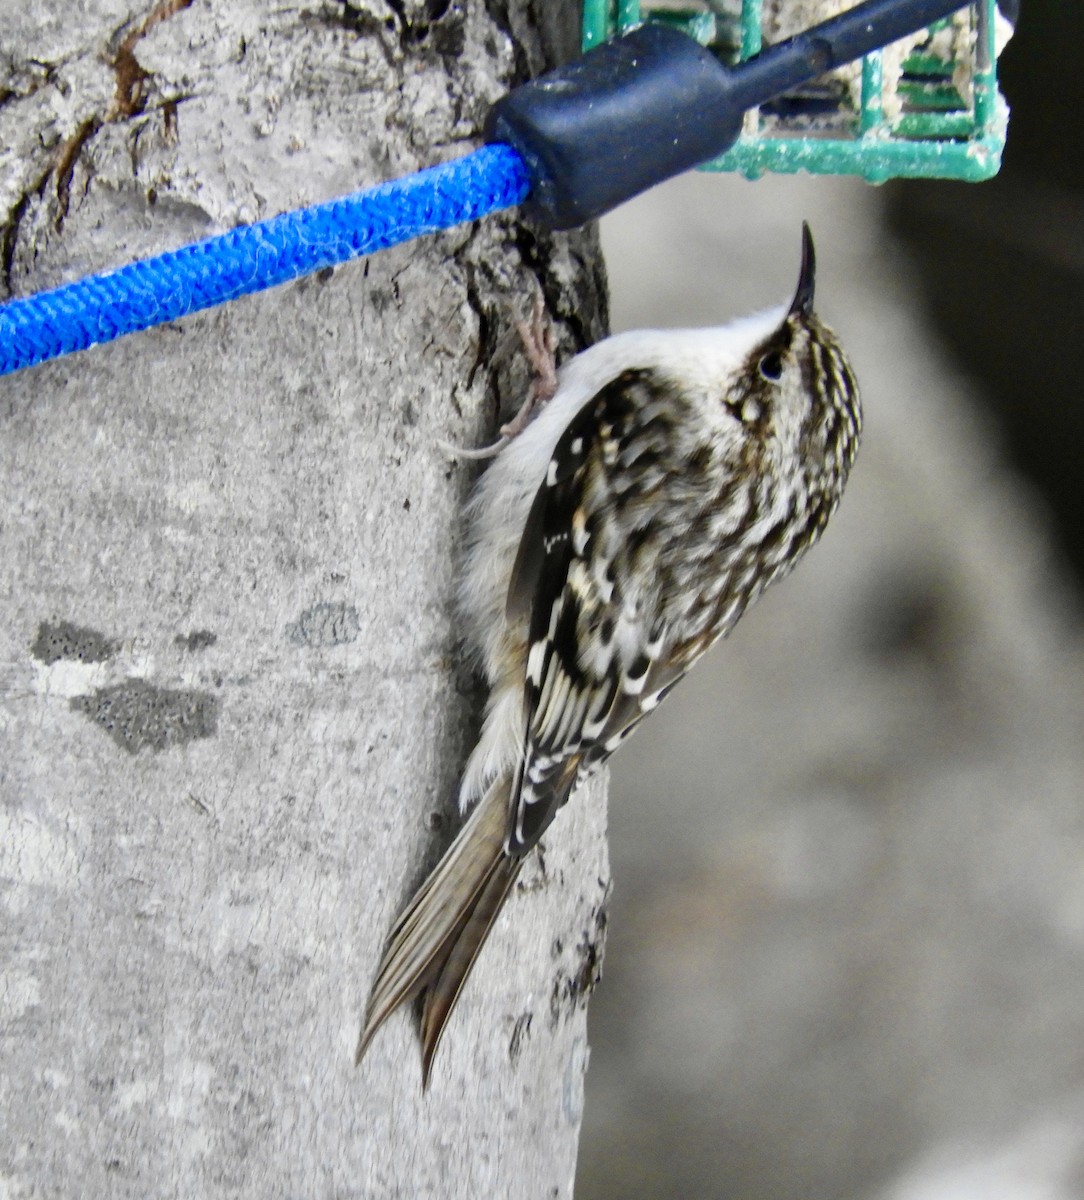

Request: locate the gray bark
(0, 3), (609, 1196)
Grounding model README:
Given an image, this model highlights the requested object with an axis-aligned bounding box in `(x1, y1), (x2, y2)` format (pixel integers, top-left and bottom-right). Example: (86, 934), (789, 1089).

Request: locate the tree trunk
(0, 3), (609, 1195)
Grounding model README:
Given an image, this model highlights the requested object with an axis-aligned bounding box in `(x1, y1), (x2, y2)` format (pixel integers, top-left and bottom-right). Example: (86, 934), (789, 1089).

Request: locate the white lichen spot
(0, 811), (81, 890)
(0, 972), (41, 1023)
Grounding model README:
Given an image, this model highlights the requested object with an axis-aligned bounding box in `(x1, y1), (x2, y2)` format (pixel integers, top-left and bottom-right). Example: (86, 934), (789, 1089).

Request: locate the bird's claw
(440, 291), (558, 461)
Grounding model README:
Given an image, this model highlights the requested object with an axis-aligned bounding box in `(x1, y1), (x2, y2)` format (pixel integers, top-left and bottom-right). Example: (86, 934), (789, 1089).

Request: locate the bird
(357, 223), (862, 1085)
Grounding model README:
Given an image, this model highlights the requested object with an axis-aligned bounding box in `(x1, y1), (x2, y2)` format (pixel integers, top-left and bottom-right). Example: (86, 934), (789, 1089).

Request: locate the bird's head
(723, 223), (862, 525)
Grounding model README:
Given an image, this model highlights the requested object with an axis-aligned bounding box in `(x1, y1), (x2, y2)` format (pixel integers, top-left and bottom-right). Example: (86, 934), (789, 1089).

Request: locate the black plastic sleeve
(485, 24), (742, 231)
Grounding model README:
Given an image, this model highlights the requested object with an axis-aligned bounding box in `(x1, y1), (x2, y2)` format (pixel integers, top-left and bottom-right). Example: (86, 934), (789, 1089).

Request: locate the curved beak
(788, 222), (816, 319)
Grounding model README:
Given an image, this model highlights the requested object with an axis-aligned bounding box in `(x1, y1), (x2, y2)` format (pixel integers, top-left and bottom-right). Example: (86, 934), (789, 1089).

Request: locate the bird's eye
(758, 351), (783, 381)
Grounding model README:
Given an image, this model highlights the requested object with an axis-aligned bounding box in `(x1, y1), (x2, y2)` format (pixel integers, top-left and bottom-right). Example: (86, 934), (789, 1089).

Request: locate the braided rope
(0, 142), (530, 377)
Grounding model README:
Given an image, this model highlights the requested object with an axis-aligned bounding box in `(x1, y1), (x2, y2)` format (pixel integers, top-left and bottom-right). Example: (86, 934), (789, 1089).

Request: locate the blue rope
(0, 142), (530, 378)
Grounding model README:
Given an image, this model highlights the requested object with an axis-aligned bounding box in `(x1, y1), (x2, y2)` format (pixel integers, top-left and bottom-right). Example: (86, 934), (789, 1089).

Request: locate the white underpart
(456, 306), (789, 810)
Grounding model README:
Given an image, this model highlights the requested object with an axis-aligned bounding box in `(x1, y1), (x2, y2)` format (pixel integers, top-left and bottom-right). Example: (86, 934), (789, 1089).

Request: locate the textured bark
(0, 3), (609, 1196)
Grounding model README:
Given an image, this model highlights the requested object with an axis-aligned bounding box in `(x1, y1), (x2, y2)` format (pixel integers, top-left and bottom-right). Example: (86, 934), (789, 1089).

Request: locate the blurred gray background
(576, 6), (1084, 1197)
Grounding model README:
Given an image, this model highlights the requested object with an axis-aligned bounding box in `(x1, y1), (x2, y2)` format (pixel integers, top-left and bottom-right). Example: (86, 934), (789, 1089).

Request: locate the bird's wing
(505, 367), (686, 856)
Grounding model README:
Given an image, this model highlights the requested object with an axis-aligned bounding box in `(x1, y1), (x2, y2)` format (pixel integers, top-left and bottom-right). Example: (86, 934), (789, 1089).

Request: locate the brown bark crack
(53, 117), (102, 229)
(108, 0), (196, 121)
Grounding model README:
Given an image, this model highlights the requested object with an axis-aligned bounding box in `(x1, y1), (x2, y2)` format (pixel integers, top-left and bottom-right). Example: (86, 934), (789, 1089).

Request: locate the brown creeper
(357, 224), (861, 1084)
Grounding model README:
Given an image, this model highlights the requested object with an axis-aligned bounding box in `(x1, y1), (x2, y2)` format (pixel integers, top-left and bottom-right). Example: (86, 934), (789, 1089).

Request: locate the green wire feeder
(582, 0), (1011, 182)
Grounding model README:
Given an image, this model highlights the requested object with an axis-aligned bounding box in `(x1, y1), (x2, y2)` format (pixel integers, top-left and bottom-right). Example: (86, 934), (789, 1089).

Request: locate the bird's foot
(440, 292), (557, 461)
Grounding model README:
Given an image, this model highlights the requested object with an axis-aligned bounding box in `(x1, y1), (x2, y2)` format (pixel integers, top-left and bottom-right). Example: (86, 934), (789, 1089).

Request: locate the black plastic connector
(486, 23), (740, 232)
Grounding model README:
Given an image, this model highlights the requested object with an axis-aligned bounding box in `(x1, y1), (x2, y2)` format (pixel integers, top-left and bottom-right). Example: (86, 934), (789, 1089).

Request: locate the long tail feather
(420, 852), (520, 1085)
(356, 776), (518, 1082)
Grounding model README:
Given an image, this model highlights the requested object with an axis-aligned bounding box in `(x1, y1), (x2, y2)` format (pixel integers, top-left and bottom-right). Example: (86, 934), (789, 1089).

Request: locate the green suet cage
(582, 0), (1009, 182)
